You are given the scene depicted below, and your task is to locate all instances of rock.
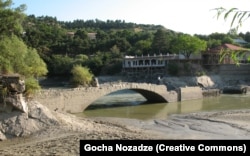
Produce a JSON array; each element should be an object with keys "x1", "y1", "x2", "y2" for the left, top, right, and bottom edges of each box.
[
  {"x1": 161, "y1": 75, "x2": 226, "y2": 90},
  {"x1": 5, "y1": 94, "x2": 28, "y2": 113},
  {"x1": 0, "y1": 111, "x2": 30, "y2": 139},
  {"x1": 0, "y1": 130, "x2": 6, "y2": 141},
  {"x1": 0, "y1": 103, "x2": 13, "y2": 113},
  {"x1": 0, "y1": 101, "x2": 59, "y2": 140},
  {"x1": 0, "y1": 74, "x2": 27, "y2": 113},
  {"x1": 196, "y1": 75, "x2": 215, "y2": 88},
  {"x1": 28, "y1": 101, "x2": 59, "y2": 126},
  {"x1": 0, "y1": 75, "x2": 58, "y2": 140},
  {"x1": 2, "y1": 75, "x2": 25, "y2": 94}
]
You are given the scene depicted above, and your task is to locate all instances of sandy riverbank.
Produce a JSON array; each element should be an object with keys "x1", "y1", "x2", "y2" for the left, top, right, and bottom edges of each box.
[{"x1": 1, "y1": 108, "x2": 250, "y2": 155}]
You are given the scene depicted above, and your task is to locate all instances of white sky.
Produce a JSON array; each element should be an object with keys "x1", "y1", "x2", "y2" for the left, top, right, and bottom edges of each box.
[{"x1": 13, "y1": 0, "x2": 250, "y2": 35}]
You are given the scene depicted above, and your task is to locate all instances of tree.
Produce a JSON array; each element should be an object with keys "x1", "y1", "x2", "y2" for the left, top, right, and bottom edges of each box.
[
  {"x1": 0, "y1": 35, "x2": 48, "y2": 98},
  {"x1": 23, "y1": 48, "x2": 48, "y2": 78},
  {"x1": 207, "y1": 39, "x2": 221, "y2": 49},
  {"x1": 0, "y1": 35, "x2": 47, "y2": 77},
  {"x1": 221, "y1": 36, "x2": 234, "y2": 44},
  {"x1": 0, "y1": 35, "x2": 25, "y2": 73},
  {"x1": 48, "y1": 55, "x2": 74, "y2": 76},
  {"x1": 73, "y1": 54, "x2": 89, "y2": 65},
  {"x1": 113, "y1": 38, "x2": 131, "y2": 52},
  {"x1": 0, "y1": 1, "x2": 49, "y2": 98},
  {"x1": 0, "y1": 0, "x2": 26, "y2": 37},
  {"x1": 171, "y1": 34, "x2": 207, "y2": 58},
  {"x1": 95, "y1": 30, "x2": 110, "y2": 51},
  {"x1": 209, "y1": 33, "x2": 227, "y2": 40},
  {"x1": 151, "y1": 29, "x2": 170, "y2": 53},
  {"x1": 134, "y1": 40, "x2": 152, "y2": 55},
  {"x1": 87, "y1": 54, "x2": 104, "y2": 76}
]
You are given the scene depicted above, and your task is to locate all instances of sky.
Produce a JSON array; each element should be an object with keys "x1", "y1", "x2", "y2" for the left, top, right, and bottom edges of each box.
[{"x1": 12, "y1": 0, "x2": 250, "y2": 35}]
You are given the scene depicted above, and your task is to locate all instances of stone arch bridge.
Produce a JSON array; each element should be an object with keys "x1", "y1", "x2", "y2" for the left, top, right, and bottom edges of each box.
[{"x1": 34, "y1": 83, "x2": 179, "y2": 113}]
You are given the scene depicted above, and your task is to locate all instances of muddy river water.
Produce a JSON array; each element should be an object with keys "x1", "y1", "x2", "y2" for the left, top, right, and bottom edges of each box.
[{"x1": 76, "y1": 90, "x2": 250, "y2": 120}]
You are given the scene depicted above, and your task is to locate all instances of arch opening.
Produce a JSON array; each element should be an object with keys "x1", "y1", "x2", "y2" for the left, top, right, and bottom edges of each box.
[
  {"x1": 85, "y1": 89, "x2": 147, "y2": 110},
  {"x1": 130, "y1": 89, "x2": 169, "y2": 103}
]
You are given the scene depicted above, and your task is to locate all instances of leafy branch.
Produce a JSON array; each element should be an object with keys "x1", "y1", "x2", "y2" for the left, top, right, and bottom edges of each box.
[
  {"x1": 213, "y1": 7, "x2": 250, "y2": 66},
  {"x1": 213, "y1": 7, "x2": 250, "y2": 32}
]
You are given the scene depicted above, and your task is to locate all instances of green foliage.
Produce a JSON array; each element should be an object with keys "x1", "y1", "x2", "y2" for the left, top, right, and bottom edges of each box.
[
  {"x1": 221, "y1": 36, "x2": 234, "y2": 44},
  {"x1": 214, "y1": 7, "x2": 250, "y2": 65},
  {"x1": 70, "y1": 65, "x2": 94, "y2": 87},
  {"x1": 87, "y1": 54, "x2": 104, "y2": 76},
  {"x1": 219, "y1": 50, "x2": 247, "y2": 66},
  {"x1": 48, "y1": 55, "x2": 74, "y2": 76},
  {"x1": 0, "y1": 35, "x2": 47, "y2": 98},
  {"x1": 113, "y1": 38, "x2": 131, "y2": 52},
  {"x1": 23, "y1": 48, "x2": 48, "y2": 77},
  {"x1": 24, "y1": 77, "x2": 41, "y2": 98},
  {"x1": 0, "y1": 35, "x2": 47, "y2": 77},
  {"x1": 73, "y1": 54, "x2": 89, "y2": 65},
  {"x1": 0, "y1": 1, "x2": 48, "y2": 97},
  {"x1": 100, "y1": 58, "x2": 123, "y2": 75},
  {"x1": 0, "y1": 0, "x2": 26, "y2": 37},
  {"x1": 214, "y1": 7, "x2": 250, "y2": 32},
  {"x1": 1, "y1": 2, "x2": 246, "y2": 79},
  {"x1": 0, "y1": 57, "x2": 12, "y2": 74},
  {"x1": 152, "y1": 29, "x2": 170, "y2": 53},
  {"x1": 134, "y1": 40, "x2": 152, "y2": 55},
  {"x1": 23, "y1": 13, "x2": 250, "y2": 78},
  {"x1": 0, "y1": 35, "x2": 26, "y2": 74},
  {"x1": 207, "y1": 39, "x2": 221, "y2": 49},
  {"x1": 171, "y1": 34, "x2": 207, "y2": 58}
]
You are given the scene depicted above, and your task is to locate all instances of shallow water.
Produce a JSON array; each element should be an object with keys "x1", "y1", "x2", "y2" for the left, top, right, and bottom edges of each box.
[{"x1": 75, "y1": 90, "x2": 250, "y2": 120}]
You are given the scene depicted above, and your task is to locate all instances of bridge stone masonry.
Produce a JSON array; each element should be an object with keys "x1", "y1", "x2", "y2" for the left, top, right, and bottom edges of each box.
[{"x1": 33, "y1": 82, "x2": 204, "y2": 114}]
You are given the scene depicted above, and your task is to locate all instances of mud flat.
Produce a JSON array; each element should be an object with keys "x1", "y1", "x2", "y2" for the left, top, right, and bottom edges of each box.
[{"x1": 1, "y1": 108, "x2": 250, "y2": 155}]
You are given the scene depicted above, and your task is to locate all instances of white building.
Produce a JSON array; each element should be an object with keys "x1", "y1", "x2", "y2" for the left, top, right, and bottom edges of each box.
[
  {"x1": 122, "y1": 53, "x2": 202, "y2": 79},
  {"x1": 123, "y1": 54, "x2": 178, "y2": 68}
]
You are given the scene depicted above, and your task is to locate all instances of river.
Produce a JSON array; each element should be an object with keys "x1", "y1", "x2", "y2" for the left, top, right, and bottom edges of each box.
[{"x1": 75, "y1": 90, "x2": 250, "y2": 120}]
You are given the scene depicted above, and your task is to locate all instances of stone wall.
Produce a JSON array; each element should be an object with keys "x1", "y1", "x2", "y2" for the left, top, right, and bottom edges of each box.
[{"x1": 179, "y1": 87, "x2": 203, "y2": 101}]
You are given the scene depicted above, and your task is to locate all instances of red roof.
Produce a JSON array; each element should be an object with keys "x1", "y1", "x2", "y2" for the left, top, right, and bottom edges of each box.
[
  {"x1": 206, "y1": 44, "x2": 248, "y2": 53},
  {"x1": 221, "y1": 44, "x2": 246, "y2": 50}
]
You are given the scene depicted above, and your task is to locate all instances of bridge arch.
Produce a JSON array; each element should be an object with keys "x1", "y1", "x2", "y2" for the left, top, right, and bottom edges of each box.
[
  {"x1": 87, "y1": 88, "x2": 169, "y2": 110},
  {"x1": 34, "y1": 83, "x2": 178, "y2": 113},
  {"x1": 130, "y1": 88, "x2": 169, "y2": 103}
]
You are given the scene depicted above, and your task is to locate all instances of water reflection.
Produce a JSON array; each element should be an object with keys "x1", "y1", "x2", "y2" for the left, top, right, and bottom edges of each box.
[
  {"x1": 202, "y1": 94, "x2": 250, "y2": 111},
  {"x1": 76, "y1": 90, "x2": 250, "y2": 120}
]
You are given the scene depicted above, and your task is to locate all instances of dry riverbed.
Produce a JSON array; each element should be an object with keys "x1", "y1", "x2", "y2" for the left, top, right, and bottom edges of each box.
[{"x1": 1, "y1": 109, "x2": 250, "y2": 155}]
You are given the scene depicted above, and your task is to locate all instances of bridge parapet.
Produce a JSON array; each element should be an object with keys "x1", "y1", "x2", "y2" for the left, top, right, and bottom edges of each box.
[{"x1": 100, "y1": 82, "x2": 167, "y2": 91}]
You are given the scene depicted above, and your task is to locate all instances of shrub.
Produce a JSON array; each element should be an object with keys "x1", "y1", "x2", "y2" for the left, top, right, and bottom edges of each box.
[
  {"x1": 24, "y1": 77, "x2": 41, "y2": 98},
  {"x1": 70, "y1": 65, "x2": 94, "y2": 87}
]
